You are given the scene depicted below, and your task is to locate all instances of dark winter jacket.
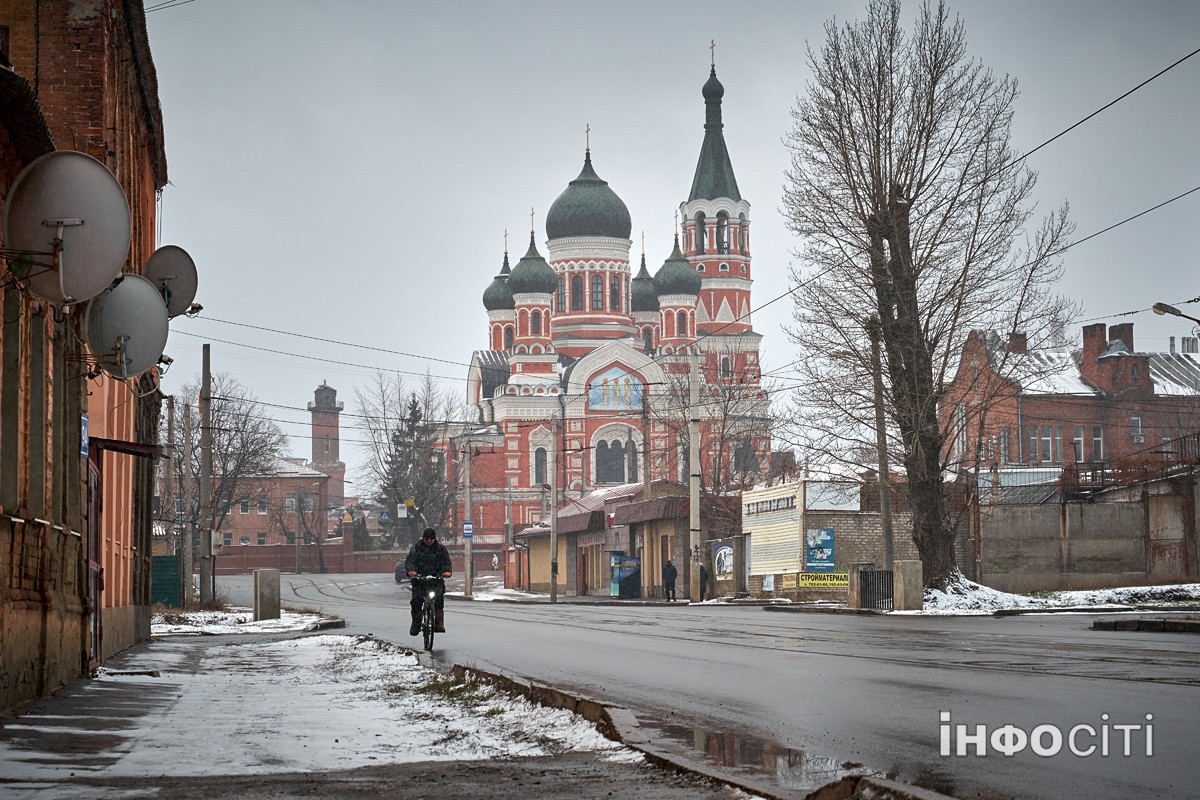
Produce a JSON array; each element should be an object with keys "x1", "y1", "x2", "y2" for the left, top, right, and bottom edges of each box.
[
  {"x1": 662, "y1": 562, "x2": 678, "y2": 584},
  {"x1": 404, "y1": 539, "x2": 452, "y2": 577}
]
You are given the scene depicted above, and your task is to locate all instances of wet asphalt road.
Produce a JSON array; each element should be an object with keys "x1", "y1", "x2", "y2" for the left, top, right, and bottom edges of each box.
[{"x1": 251, "y1": 572, "x2": 1200, "y2": 800}]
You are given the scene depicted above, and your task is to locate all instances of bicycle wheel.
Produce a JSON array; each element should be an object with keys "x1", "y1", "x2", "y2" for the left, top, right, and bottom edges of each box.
[{"x1": 422, "y1": 600, "x2": 435, "y2": 651}]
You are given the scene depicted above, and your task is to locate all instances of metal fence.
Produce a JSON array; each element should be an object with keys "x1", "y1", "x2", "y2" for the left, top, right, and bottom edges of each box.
[{"x1": 859, "y1": 569, "x2": 894, "y2": 611}]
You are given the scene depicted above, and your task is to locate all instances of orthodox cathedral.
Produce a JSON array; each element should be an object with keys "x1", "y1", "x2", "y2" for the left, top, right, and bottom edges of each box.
[{"x1": 461, "y1": 63, "x2": 769, "y2": 546}]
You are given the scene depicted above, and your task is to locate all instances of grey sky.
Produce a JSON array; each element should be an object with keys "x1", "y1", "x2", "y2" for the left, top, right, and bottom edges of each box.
[{"x1": 145, "y1": 0, "x2": 1200, "y2": 485}]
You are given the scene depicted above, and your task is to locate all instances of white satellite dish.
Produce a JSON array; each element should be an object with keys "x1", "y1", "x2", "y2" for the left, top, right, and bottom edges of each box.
[
  {"x1": 84, "y1": 274, "x2": 169, "y2": 380},
  {"x1": 3, "y1": 150, "x2": 131, "y2": 304},
  {"x1": 143, "y1": 245, "x2": 198, "y2": 318}
]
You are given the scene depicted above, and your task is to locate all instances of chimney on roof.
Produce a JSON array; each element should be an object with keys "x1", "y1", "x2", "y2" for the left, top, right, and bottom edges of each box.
[
  {"x1": 1082, "y1": 323, "x2": 1106, "y2": 365},
  {"x1": 1184, "y1": 337, "x2": 1199, "y2": 355},
  {"x1": 1109, "y1": 322, "x2": 1134, "y2": 354},
  {"x1": 1007, "y1": 332, "x2": 1027, "y2": 354}
]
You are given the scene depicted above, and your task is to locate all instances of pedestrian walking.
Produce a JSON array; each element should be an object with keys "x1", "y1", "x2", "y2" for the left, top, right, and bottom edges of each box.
[
  {"x1": 662, "y1": 560, "x2": 678, "y2": 601},
  {"x1": 491, "y1": 553, "x2": 499, "y2": 570},
  {"x1": 699, "y1": 563, "x2": 710, "y2": 602}
]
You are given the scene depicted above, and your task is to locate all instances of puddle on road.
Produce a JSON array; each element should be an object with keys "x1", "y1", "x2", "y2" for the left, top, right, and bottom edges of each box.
[{"x1": 638, "y1": 720, "x2": 960, "y2": 797}]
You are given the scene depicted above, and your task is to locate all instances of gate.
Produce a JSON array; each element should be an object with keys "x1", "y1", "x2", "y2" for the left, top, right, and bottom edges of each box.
[
  {"x1": 151, "y1": 553, "x2": 183, "y2": 607},
  {"x1": 859, "y1": 569, "x2": 894, "y2": 610}
]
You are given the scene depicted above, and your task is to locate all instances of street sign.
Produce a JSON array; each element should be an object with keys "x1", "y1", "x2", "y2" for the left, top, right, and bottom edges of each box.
[{"x1": 463, "y1": 521, "x2": 474, "y2": 539}]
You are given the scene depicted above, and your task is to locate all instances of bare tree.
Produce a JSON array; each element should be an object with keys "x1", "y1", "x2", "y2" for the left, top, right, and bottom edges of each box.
[
  {"x1": 356, "y1": 371, "x2": 461, "y2": 549},
  {"x1": 782, "y1": 0, "x2": 1076, "y2": 586},
  {"x1": 172, "y1": 374, "x2": 288, "y2": 587}
]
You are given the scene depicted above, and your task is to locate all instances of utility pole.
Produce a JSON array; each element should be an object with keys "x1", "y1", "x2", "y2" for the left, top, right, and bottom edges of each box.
[
  {"x1": 198, "y1": 344, "x2": 213, "y2": 605},
  {"x1": 641, "y1": 387, "x2": 651, "y2": 498},
  {"x1": 869, "y1": 316, "x2": 894, "y2": 569},
  {"x1": 688, "y1": 349, "x2": 701, "y2": 603},
  {"x1": 549, "y1": 414, "x2": 559, "y2": 603},
  {"x1": 295, "y1": 478, "x2": 303, "y2": 574},
  {"x1": 463, "y1": 443, "x2": 474, "y2": 599},
  {"x1": 166, "y1": 395, "x2": 184, "y2": 602}
]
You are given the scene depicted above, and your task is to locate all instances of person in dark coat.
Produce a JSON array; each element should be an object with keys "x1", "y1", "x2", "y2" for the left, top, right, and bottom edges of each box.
[
  {"x1": 404, "y1": 528, "x2": 452, "y2": 635},
  {"x1": 699, "y1": 563, "x2": 710, "y2": 602},
  {"x1": 662, "y1": 560, "x2": 678, "y2": 601}
]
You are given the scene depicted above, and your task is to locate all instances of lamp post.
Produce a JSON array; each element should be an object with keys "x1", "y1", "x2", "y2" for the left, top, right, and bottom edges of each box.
[{"x1": 1153, "y1": 302, "x2": 1200, "y2": 327}]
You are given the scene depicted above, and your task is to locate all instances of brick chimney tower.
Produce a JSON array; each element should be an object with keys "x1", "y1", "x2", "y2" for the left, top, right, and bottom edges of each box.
[{"x1": 309, "y1": 382, "x2": 346, "y2": 505}]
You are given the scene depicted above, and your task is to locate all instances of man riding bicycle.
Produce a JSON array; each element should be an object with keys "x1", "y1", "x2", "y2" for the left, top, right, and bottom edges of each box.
[{"x1": 404, "y1": 527, "x2": 452, "y2": 636}]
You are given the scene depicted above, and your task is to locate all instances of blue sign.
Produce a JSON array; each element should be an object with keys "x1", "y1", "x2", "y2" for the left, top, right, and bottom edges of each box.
[
  {"x1": 805, "y1": 528, "x2": 835, "y2": 572},
  {"x1": 462, "y1": 521, "x2": 474, "y2": 539},
  {"x1": 81, "y1": 414, "x2": 89, "y2": 457}
]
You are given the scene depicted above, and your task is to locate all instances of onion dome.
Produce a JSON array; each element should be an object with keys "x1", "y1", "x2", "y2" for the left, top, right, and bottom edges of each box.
[
  {"x1": 545, "y1": 150, "x2": 632, "y2": 240},
  {"x1": 482, "y1": 250, "x2": 514, "y2": 311},
  {"x1": 654, "y1": 235, "x2": 701, "y2": 296},
  {"x1": 630, "y1": 252, "x2": 660, "y2": 312},
  {"x1": 506, "y1": 232, "x2": 556, "y2": 295}
]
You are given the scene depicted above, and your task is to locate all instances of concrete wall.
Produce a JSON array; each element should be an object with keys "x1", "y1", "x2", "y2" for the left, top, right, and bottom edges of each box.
[{"x1": 977, "y1": 501, "x2": 1178, "y2": 593}]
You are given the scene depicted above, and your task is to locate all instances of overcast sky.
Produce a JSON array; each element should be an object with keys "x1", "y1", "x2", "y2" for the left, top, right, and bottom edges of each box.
[{"x1": 145, "y1": 0, "x2": 1200, "y2": 488}]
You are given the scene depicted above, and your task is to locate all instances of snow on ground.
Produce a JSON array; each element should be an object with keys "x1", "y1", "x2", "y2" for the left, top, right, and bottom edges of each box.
[
  {"x1": 916, "y1": 574, "x2": 1200, "y2": 615},
  {"x1": 126, "y1": 631, "x2": 635, "y2": 776}
]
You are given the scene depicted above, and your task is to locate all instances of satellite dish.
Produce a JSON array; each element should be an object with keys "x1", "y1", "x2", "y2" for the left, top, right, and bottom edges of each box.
[
  {"x1": 84, "y1": 274, "x2": 169, "y2": 380},
  {"x1": 3, "y1": 150, "x2": 131, "y2": 304},
  {"x1": 143, "y1": 245, "x2": 198, "y2": 318}
]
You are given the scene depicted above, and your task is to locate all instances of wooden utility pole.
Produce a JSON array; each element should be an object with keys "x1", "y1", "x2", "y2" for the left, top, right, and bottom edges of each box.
[
  {"x1": 869, "y1": 316, "x2": 894, "y2": 569},
  {"x1": 198, "y1": 345, "x2": 213, "y2": 605}
]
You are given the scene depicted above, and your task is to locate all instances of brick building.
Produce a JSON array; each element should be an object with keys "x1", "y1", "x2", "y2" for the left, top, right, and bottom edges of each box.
[
  {"x1": 941, "y1": 322, "x2": 1200, "y2": 472},
  {"x1": 0, "y1": 0, "x2": 167, "y2": 711}
]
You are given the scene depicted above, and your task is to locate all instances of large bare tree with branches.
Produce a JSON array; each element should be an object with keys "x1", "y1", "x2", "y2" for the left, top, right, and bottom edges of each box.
[
  {"x1": 782, "y1": 0, "x2": 1076, "y2": 586},
  {"x1": 171, "y1": 374, "x2": 288, "y2": 592}
]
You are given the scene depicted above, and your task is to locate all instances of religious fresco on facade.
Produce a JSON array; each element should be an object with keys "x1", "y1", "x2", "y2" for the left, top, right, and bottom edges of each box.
[{"x1": 588, "y1": 365, "x2": 644, "y2": 411}]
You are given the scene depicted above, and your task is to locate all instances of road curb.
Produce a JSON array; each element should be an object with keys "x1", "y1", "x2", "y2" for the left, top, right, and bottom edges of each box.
[{"x1": 450, "y1": 663, "x2": 957, "y2": 800}]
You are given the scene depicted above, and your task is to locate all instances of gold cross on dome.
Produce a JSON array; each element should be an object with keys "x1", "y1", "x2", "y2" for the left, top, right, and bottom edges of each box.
[
  {"x1": 586, "y1": 123, "x2": 591, "y2": 152},
  {"x1": 710, "y1": 39, "x2": 716, "y2": 69}
]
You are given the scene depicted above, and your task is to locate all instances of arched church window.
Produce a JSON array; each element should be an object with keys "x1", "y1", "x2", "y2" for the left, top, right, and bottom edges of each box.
[
  {"x1": 610, "y1": 275, "x2": 621, "y2": 312},
  {"x1": 716, "y1": 211, "x2": 729, "y2": 254},
  {"x1": 504, "y1": 326, "x2": 514, "y2": 350},
  {"x1": 721, "y1": 356, "x2": 732, "y2": 378},
  {"x1": 557, "y1": 278, "x2": 565, "y2": 312},
  {"x1": 531, "y1": 310, "x2": 541, "y2": 336},
  {"x1": 642, "y1": 327, "x2": 654, "y2": 353},
  {"x1": 571, "y1": 275, "x2": 583, "y2": 310},
  {"x1": 677, "y1": 310, "x2": 688, "y2": 339},
  {"x1": 534, "y1": 447, "x2": 547, "y2": 485},
  {"x1": 694, "y1": 212, "x2": 707, "y2": 254},
  {"x1": 627, "y1": 440, "x2": 638, "y2": 482},
  {"x1": 591, "y1": 274, "x2": 604, "y2": 310}
]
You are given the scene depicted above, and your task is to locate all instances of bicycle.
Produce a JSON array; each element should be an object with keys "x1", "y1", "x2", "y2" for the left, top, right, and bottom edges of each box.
[{"x1": 411, "y1": 575, "x2": 442, "y2": 652}]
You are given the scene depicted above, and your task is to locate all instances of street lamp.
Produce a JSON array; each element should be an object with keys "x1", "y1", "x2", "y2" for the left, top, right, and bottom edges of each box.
[{"x1": 1153, "y1": 302, "x2": 1200, "y2": 326}]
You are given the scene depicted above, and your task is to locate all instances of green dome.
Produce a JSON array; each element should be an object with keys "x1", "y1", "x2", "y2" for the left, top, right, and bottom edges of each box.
[
  {"x1": 545, "y1": 151, "x2": 632, "y2": 240},
  {"x1": 654, "y1": 236, "x2": 700, "y2": 296},
  {"x1": 507, "y1": 233, "x2": 557, "y2": 295},
  {"x1": 630, "y1": 253, "x2": 659, "y2": 312},
  {"x1": 482, "y1": 251, "x2": 514, "y2": 311}
]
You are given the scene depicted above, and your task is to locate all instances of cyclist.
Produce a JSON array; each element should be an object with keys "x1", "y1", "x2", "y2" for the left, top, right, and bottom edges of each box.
[{"x1": 404, "y1": 527, "x2": 452, "y2": 635}]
